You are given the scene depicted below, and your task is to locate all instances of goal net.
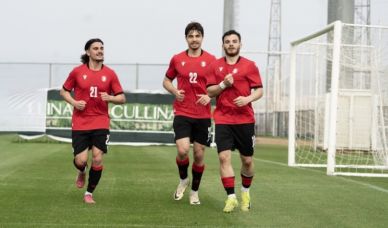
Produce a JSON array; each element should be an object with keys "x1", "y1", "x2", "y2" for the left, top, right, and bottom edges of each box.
[{"x1": 288, "y1": 21, "x2": 388, "y2": 177}]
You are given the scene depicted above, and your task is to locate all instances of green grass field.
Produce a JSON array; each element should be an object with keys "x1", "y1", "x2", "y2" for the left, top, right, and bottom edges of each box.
[{"x1": 1, "y1": 134, "x2": 388, "y2": 227}]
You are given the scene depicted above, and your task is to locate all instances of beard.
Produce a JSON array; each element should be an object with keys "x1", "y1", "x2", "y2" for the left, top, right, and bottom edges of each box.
[
  {"x1": 189, "y1": 42, "x2": 201, "y2": 51},
  {"x1": 91, "y1": 54, "x2": 104, "y2": 63},
  {"x1": 224, "y1": 47, "x2": 240, "y2": 57}
]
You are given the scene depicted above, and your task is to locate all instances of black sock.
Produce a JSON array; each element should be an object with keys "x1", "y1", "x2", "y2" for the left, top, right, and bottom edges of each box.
[
  {"x1": 222, "y1": 177, "x2": 235, "y2": 195},
  {"x1": 191, "y1": 163, "x2": 205, "y2": 191},
  {"x1": 87, "y1": 165, "x2": 103, "y2": 193},
  {"x1": 176, "y1": 157, "x2": 189, "y2": 180},
  {"x1": 225, "y1": 187, "x2": 235, "y2": 195}
]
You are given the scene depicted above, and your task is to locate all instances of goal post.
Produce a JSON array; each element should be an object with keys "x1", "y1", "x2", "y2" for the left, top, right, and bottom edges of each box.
[{"x1": 288, "y1": 21, "x2": 388, "y2": 177}]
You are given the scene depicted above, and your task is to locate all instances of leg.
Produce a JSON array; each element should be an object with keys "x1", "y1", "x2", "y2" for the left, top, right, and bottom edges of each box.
[
  {"x1": 173, "y1": 116, "x2": 192, "y2": 180},
  {"x1": 84, "y1": 129, "x2": 109, "y2": 204},
  {"x1": 74, "y1": 149, "x2": 88, "y2": 171},
  {"x1": 215, "y1": 124, "x2": 238, "y2": 212},
  {"x1": 176, "y1": 137, "x2": 190, "y2": 180},
  {"x1": 190, "y1": 142, "x2": 206, "y2": 205},
  {"x1": 72, "y1": 130, "x2": 89, "y2": 188},
  {"x1": 240, "y1": 154, "x2": 254, "y2": 211},
  {"x1": 235, "y1": 123, "x2": 256, "y2": 212},
  {"x1": 191, "y1": 142, "x2": 205, "y2": 191},
  {"x1": 74, "y1": 149, "x2": 88, "y2": 188},
  {"x1": 219, "y1": 150, "x2": 235, "y2": 194},
  {"x1": 87, "y1": 146, "x2": 104, "y2": 194},
  {"x1": 84, "y1": 146, "x2": 104, "y2": 204},
  {"x1": 173, "y1": 137, "x2": 191, "y2": 200},
  {"x1": 219, "y1": 150, "x2": 238, "y2": 213},
  {"x1": 240, "y1": 154, "x2": 254, "y2": 180}
]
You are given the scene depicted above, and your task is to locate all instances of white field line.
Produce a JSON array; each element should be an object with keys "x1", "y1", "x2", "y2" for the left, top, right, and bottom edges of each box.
[{"x1": 251, "y1": 156, "x2": 388, "y2": 194}]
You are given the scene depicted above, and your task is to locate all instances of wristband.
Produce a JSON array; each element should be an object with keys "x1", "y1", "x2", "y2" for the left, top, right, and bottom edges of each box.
[{"x1": 219, "y1": 81, "x2": 226, "y2": 90}]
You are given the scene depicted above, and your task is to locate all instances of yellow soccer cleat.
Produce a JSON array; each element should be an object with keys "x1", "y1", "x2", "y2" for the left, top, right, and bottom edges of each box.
[
  {"x1": 241, "y1": 191, "x2": 251, "y2": 212},
  {"x1": 223, "y1": 196, "x2": 238, "y2": 213}
]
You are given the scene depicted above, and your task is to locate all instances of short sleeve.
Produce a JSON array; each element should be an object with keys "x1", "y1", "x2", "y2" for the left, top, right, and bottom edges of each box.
[
  {"x1": 111, "y1": 72, "x2": 124, "y2": 95},
  {"x1": 62, "y1": 69, "x2": 76, "y2": 91},
  {"x1": 165, "y1": 56, "x2": 177, "y2": 80},
  {"x1": 247, "y1": 62, "x2": 263, "y2": 89},
  {"x1": 206, "y1": 62, "x2": 217, "y2": 87}
]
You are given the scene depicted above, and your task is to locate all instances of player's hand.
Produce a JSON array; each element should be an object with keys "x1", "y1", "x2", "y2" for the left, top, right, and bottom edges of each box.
[
  {"x1": 196, "y1": 94, "x2": 210, "y2": 106},
  {"x1": 233, "y1": 96, "x2": 250, "y2": 107},
  {"x1": 175, "y1": 90, "x2": 185, "y2": 102},
  {"x1": 224, "y1": 73, "x2": 234, "y2": 87},
  {"x1": 99, "y1": 92, "x2": 111, "y2": 102},
  {"x1": 74, "y1": 100, "x2": 87, "y2": 110}
]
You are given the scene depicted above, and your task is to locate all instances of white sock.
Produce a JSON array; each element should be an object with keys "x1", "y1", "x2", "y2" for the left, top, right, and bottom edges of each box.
[
  {"x1": 228, "y1": 193, "x2": 236, "y2": 198},
  {"x1": 241, "y1": 187, "x2": 250, "y2": 192},
  {"x1": 85, "y1": 191, "x2": 92, "y2": 196},
  {"x1": 180, "y1": 177, "x2": 189, "y2": 183}
]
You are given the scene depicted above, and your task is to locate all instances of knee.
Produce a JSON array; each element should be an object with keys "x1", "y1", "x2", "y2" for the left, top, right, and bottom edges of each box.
[
  {"x1": 193, "y1": 153, "x2": 203, "y2": 162},
  {"x1": 92, "y1": 156, "x2": 103, "y2": 166},
  {"x1": 242, "y1": 157, "x2": 253, "y2": 168},
  {"x1": 218, "y1": 153, "x2": 230, "y2": 164},
  {"x1": 177, "y1": 146, "x2": 190, "y2": 158},
  {"x1": 193, "y1": 149, "x2": 204, "y2": 162},
  {"x1": 74, "y1": 155, "x2": 87, "y2": 166}
]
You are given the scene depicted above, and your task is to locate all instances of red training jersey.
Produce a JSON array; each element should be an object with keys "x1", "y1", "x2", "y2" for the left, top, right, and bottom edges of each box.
[
  {"x1": 62, "y1": 64, "x2": 124, "y2": 130},
  {"x1": 165, "y1": 50, "x2": 216, "y2": 119},
  {"x1": 207, "y1": 57, "x2": 263, "y2": 124}
]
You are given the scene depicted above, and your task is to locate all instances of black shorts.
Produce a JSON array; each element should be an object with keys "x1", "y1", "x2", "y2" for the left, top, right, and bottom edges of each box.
[
  {"x1": 72, "y1": 129, "x2": 110, "y2": 155},
  {"x1": 173, "y1": 116, "x2": 212, "y2": 146},
  {"x1": 215, "y1": 123, "x2": 255, "y2": 156}
]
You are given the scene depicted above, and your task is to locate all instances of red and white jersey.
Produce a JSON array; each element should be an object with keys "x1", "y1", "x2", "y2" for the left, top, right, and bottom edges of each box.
[
  {"x1": 63, "y1": 64, "x2": 124, "y2": 130},
  {"x1": 207, "y1": 57, "x2": 262, "y2": 124},
  {"x1": 165, "y1": 50, "x2": 216, "y2": 119}
]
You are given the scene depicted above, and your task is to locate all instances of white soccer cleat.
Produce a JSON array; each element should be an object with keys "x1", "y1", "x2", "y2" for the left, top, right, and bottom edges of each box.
[
  {"x1": 173, "y1": 178, "x2": 190, "y2": 200},
  {"x1": 189, "y1": 191, "x2": 201, "y2": 205}
]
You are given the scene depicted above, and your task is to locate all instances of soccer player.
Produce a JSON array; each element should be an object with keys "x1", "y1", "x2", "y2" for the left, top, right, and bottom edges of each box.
[
  {"x1": 60, "y1": 38, "x2": 126, "y2": 204},
  {"x1": 163, "y1": 22, "x2": 216, "y2": 205},
  {"x1": 207, "y1": 30, "x2": 263, "y2": 212}
]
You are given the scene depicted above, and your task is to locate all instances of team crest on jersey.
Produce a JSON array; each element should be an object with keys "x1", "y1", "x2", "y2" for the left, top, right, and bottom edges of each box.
[
  {"x1": 232, "y1": 68, "x2": 238, "y2": 74},
  {"x1": 201, "y1": 61, "x2": 206, "y2": 67},
  {"x1": 219, "y1": 67, "x2": 223, "y2": 72},
  {"x1": 82, "y1": 74, "x2": 87, "y2": 80},
  {"x1": 181, "y1": 61, "x2": 186, "y2": 66},
  {"x1": 101, "y1": 76, "x2": 107, "y2": 82}
]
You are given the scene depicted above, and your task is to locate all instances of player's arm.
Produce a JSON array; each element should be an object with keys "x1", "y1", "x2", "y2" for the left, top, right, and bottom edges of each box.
[
  {"x1": 60, "y1": 88, "x2": 86, "y2": 111},
  {"x1": 233, "y1": 87, "x2": 263, "y2": 107},
  {"x1": 196, "y1": 94, "x2": 211, "y2": 106},
  {"x1": 207, "y1": 73, "x2": 234, "y2": 98},
  {"x1": 100, "y1": 92, "x2": 126, "y2": 104},
  {"x1": 163, "y1": 76, "x2": 185, "y2": 102}
]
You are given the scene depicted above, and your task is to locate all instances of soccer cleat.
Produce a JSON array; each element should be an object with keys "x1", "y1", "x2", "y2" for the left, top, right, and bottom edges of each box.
[
  {"x1": 75, "y1": 172, "x2": 86, "y2": 188},
  {"x1": 173, "y1": 178, "x2": 190, "y2": 200},
  {"x1": 223, "y1": 196, "x2": 238, "y2": 213},
  {"x1": 83, "y1": 194, "x2": 96, "y2": 204},
  {"x1": 189, "y1": 191, "x2": 201, "y2": 205},
  {"x1": 241, "y1": 191, "x2": 251, "y2": 212}
]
